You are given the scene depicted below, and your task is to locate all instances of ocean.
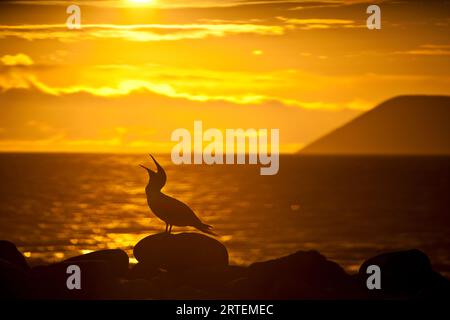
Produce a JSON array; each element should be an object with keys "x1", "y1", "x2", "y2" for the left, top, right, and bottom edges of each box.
[{"x1": 0, "y1": 153, "x2": 448, "y2": 276}]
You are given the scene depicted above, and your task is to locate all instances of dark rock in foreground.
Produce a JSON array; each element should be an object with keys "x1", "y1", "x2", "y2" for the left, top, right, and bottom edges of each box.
[
  {"x1": 134, "y1": 232, "x2": 228, "y2": 271},
  {"x1": 0, "y1": 259, "x2": 31, "y2": 299},
  {"x1": 0, "y1": 240, "x2": 30, "y2": 271},
  {"x1": 1, "y1": 236, "x2": 449, "y2": 300},
  {"x1": 236, "y1": 250, "x2": 361, "y2": 299},
  {"x1": 32, "y1": 260, "x2": 120, "y2": 299},
  {"x1": 165, "y1": 265, "x2": 249, "y2": 299},
  {"x1": 64, "y1": 249, "x2": 129, "y2": 278},
  {"x1": 118, "y1": 278, "x2": 156, "y2": 299},
  {"x1": 0, "y1": 241, "x2": 32, "y2": 299},
  {"x1": 359, "y1": 249, "x2": 450, "y2": 299},
  {"x1": 131, "y1": 232, "x2": 229, "y2": 298}
]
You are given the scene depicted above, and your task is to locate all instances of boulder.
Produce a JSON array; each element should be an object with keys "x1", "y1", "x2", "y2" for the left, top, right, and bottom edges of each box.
[
  {"x1": 0, "y1": 240, "x2": 30, "y2": 271},
  {"x1": 128, "y1": 261, "x2": 162, "y2": 281},
  {"x1": 167, "y1": 285, "x2": 208, "y2": 300},
  {"x1": 417, "y1": 271, "x2": 450, "y2": 299},
  {"x1": 359, "y1": 249, "x2": 449, "y2": 298},
  {"x1": 159, "y1": 265, "x2": 248, "y2": 299},
  {"x1": 128, "y1": 263, "x2": 247, "y2": 299},
  {"x1": 64, "y1": 249, "x2": 129, "y2": 278},
  {"x1": 126, "y1": 267, "x2": 173, "y2": 299},
  {"x1": 0, "y1": 259, "x2": 31, "y2": 299},
  {"x1": 179, "y1": 265, "x2": 247, "y2": 288},
  {"x1": 133, "y1": 232, "x2": 228, "y2": 271},
  {"x1": 238, "y1": 250, "x2": 358, "y2": 299},
  {"x1": 117, "y1": 279, "x2": 156, "y2": 299}
]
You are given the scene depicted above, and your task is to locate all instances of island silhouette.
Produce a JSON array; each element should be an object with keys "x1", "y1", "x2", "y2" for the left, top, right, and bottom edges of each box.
[{"x1": 301, "y1": 95, "x2": 450, "y2": 155}]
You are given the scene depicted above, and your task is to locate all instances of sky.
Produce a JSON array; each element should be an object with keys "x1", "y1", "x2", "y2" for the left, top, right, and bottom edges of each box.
[{"x1": 0, "y1": 0, "x2": 449, "y2": 153}]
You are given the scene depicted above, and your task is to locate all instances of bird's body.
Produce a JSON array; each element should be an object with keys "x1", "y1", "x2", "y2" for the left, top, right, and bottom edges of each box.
[
  {"x1": 141, "y1": 155, "x2": 214, "y2": 235},
  {"x1": 146, "y1": 188, "x2": 203, "y2": 228}
]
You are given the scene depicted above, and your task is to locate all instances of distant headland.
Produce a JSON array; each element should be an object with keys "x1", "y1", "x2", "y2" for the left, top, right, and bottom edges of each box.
[{"x1": 300, "y1": 95, "x2": 450, "y2": 155}]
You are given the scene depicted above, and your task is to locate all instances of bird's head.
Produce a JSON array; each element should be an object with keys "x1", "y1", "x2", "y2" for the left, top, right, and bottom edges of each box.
[{"x1": 140, "y1": 154, "x2": 167, "y2": 190}]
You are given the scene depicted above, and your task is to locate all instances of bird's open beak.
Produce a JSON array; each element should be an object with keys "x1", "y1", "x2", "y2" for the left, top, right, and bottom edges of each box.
[
  {"x1": 149, "y1": 154, "x2": 164, "y2": 174},
  {"x1": 139, "y1": 164, "x2": 150, "y2": 171}
]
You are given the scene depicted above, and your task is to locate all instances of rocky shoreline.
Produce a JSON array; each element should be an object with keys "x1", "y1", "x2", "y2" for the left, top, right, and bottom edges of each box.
[{"x1": 1, "y1": 233, "x2": 449, "y2": 299}]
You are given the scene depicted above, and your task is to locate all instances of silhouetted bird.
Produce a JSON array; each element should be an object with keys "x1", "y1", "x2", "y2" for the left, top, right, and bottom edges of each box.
[{"x1": 140, "y1": 155, "x2": 215, "y2": 235}]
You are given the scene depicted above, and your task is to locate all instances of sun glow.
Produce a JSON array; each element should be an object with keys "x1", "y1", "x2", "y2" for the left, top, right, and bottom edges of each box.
[{"x1": 128, "y1": 0, "x2": 156, "y2": 5}]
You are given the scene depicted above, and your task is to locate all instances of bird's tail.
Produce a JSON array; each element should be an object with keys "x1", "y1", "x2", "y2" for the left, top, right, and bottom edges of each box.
[{"x1": 195, "y1": 222, "x2": 217, "y2": 236}]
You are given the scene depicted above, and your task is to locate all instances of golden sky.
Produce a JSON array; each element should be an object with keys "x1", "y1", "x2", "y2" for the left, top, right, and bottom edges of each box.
[{"x1": 0, "y1": 0, "x2": 449, "y2": 152}]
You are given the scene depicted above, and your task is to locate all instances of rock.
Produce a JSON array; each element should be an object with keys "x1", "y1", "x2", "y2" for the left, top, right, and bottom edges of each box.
[
  {"x1": 133, "y1": 232, "x2": 228, "y2": 271},
  {"x1": 64, "y1": 249, "x2": 129, "y2": 278},
  {"x1": 117, "y1": 279, "x2": 156, "y2": 299},
  {"x1": 172, "y1": 265, "x2": 248, "y2": 294},
  {"x1": 239, "y1": 250, "x2": 358, "y2": 299},
  {"x1": 182, "y1": 265, "x2": 247, "y2": 288},
  {"x1": 128, "y1": 261, "x2": 247, "y2": 299},
  {"x1": 127, "y1": 267, "x2": 173, "y2": 299},
  {"x1": 417, "y1": 271, "x2": 450, "y2": 299},
  {"x1": 128, "y1": 262, "x2": 162, "y2": 281},
  {"x1": 0, "y1": 240, "x2": 30, "y2": 271},
  {"x1": 168, "y1": 285, "x2": 208, "y2": 300},
  {"x1": 31, "y1": 260, "x2": 120, "y2": 299},
  {"x1": 152, "y1": 265, "x2": 248, "y2": 299},
  {"x1": 359, "y1": 249, "x2": 449, "y2": 298},
  {"x1": 225, "y1": 277, "x2": 253, "y2": 299},
  {"x1": 0, "y1": 259, "x2": 31, "y2": 299}
]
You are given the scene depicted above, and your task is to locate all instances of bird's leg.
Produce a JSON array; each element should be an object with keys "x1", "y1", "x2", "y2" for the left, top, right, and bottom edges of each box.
[
  {"x1": 165, "y1": 223, "x2": 168, "y2": 233},
  {"x1": 169, "y1": 224, "x2": 172, "y2": 234}
]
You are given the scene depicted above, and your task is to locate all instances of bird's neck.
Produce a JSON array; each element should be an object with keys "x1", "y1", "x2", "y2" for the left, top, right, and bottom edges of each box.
[{"x1": 145, "y1": 183, "x2": 163, "y2": 195}]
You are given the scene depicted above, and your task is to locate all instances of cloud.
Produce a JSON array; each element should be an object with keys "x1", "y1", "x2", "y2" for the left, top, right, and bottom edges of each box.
[
  {"x1": 0, "y1": 71, "x2": 31, "y2": 90},
  {"x1": 288, "y1": 0, "x2": 383, "y2": 11},
  {"x1": 26, "y1": 120, "x2": 57, "y2": 133},
  {"x1": 276, "y1": 16, "x2": 357, "y2": 29},
  {"x1": 0, "y1": 70, "x2": 372, "y2": 111},
  {"x1": 2, "y1": 60, "x2": 449, "y2": 112},
  {"x1": 0, "y1": 23, "x2": 284, "y2": 42},
  {"x1": 0, "y1": 53, "x2": 34, "y2": 66},
  {"x1": 394, "y1": 44, "x2": 450, "y2": 56}
]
